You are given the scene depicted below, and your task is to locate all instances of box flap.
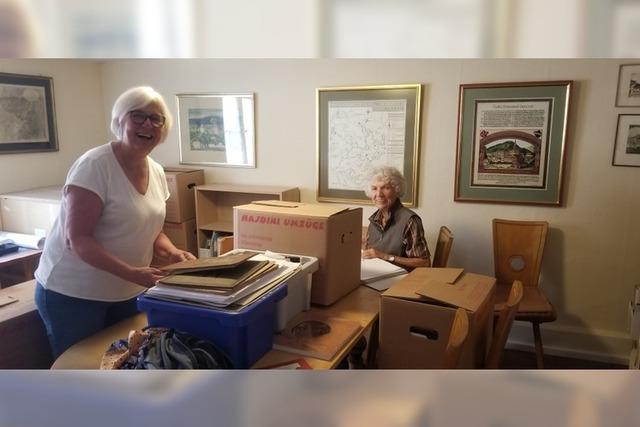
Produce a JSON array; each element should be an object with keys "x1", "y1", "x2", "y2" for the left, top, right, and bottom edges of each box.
[
  {"x1": 382, "y1": 268, "x2": 494, "y2": 313},
  {"x1": 235, "y1": 201, "x2": 349, "y2": 218},
  {"x1": 414, "y1": 279, "x2": 486, "y2": 312}
]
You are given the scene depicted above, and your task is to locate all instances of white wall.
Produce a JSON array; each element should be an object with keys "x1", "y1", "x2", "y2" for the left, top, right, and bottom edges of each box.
[
  {"x1": 1, "y1": 59, "x2": 637, "y2": 362},
  {"x1": 0, "y1": 60, "x2": 108, "y2": 194}
]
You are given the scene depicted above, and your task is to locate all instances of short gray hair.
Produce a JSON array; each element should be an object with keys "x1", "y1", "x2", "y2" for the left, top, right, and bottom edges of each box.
[
  {"x1": 110, "y1": 86, "x2": 172, "y2": 142},
  {"x1": 364, "y1": 166, "x2": 406, "y2": 198}
]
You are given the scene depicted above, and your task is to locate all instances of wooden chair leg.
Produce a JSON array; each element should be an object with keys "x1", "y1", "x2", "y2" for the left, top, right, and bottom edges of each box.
[{"x1": 532, "y1": 322, "x2": 545, "y2": 369}]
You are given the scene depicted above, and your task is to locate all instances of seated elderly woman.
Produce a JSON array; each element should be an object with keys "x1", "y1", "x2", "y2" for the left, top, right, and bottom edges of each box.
[{"x1": 362, "y1": 166, "x2": 430, "y2": 270}]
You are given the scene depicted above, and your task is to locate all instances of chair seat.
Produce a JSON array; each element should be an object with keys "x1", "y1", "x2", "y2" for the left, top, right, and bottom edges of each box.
[{"x1": 493, "y1": 283, "x2": 556, "y2": 323}]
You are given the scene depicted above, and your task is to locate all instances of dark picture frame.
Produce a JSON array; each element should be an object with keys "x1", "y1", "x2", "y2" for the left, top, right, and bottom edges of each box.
[
  {"x1": 0, "y1": 72, "x2": 58, "y2": 154},
  {"x1": 455, "y1": 81, "x2": 572, "y2": 206},
  {"x1": 612, "y1": 114, "x2": 640, "y2": 167},
  {"x1": 316, "y1": 84, "x2": 422, "y2": 206}
]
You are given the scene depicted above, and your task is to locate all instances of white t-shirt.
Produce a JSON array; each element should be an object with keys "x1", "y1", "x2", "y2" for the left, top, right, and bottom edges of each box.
[{"x1": 35, "y1": 143, "x2": 169, "y2": 301}]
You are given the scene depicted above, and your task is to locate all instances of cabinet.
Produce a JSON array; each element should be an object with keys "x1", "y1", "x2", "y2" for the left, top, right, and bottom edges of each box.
[
  {"x1": 0, "y1": 185, "x2": 63, "y2": 235},
  {"x1": 195, "y1": 184, "x2": 299, "y2": 253}
]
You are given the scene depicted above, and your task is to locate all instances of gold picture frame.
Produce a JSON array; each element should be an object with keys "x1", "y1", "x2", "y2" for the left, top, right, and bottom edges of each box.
[
  {"x1": 455, "y1": 81, "x2": 572, "y2": 206},
  {"x1": 316, "y1": 84, "x2": 422, "y2": 206}
]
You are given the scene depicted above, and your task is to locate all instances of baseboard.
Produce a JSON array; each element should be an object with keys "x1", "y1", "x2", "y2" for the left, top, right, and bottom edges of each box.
[{"x1": 505, "y1": 321, "x2": 631, "y2": 366}]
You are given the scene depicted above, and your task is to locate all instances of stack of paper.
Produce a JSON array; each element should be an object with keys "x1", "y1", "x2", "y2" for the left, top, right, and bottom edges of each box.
[
  {"x1": 145, "y1": 251, "x2": 301, "y2": 309},
  {"x1": 0, "y1": 232, "x2": 45, "y2": 250},
  {"x1": 360, "y1": 257, "x2": 406, "y2": 283}
]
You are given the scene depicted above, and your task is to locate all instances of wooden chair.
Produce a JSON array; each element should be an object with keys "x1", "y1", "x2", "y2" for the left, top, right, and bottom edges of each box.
[
  {"x1": 486, "y1": 280, "x2": 524, "y2": 369},
  {"x1": 431, "y1": 226, "x2": 454, "y2": 268},
  {"x1": 442, "y1": 307, "x2": 469, "y2": 369},
  {"x1": 492, "y1": 218, "x2": 556, "y2": 368}
]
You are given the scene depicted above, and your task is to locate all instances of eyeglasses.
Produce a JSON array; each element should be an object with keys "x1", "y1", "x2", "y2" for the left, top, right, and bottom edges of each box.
[{"x1": 129, "y1": 110, "x2": 166, "y2": 128}]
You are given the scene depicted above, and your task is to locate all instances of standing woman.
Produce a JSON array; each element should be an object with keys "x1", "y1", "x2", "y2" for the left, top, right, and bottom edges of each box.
[
  {"x1": 362, "y1": 166, "x2": 430, "y2": 270},
  {"x1": 35, "y1": 86, "x2": 196, "y2": 358}
]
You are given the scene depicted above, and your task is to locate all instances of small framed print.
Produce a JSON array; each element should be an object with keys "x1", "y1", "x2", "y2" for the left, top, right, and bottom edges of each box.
[
  {"x1": 176, "y1": 93, "x2": 255, "y2": 168},
  {"x1": 612, "y1": 114, "x2": 640, "y2": 167},
  {"x1": 616, "y1": 64, "x2": 640, "y2": 107}
]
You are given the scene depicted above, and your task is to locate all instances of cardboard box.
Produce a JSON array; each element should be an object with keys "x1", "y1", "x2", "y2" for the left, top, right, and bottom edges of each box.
[
  {"x1": 378, "y1": 268, "x2": 495, "y2": 368},
  {"x1": 164, "y1": 167, "x2": 204, "y2": 223},
  {"x1": 0, "y1": 186, "x2": 62, "y2": 235},
  {"x1": 233, "y1": 201, "x2": 362, "y2": 306},
  {"x1": 162, "y1": 219, "x2": 197, "y2": 255}
]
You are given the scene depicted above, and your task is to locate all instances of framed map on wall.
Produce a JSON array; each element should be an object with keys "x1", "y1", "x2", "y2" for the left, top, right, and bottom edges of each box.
[
  {"x1": 0, "y1": 72, "x2": 58, "y2": 154},
  {"x1": 316, "y1": 84, "x2": 422, "y2": 206}
]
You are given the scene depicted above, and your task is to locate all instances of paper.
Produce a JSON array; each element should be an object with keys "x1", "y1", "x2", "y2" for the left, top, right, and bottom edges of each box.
[
  {"x1": 360, "y1": 257, "x2": 406, "y2": 283},
  {"x1": 0, "y1": 232, "x2": 45, "y2": 250}
]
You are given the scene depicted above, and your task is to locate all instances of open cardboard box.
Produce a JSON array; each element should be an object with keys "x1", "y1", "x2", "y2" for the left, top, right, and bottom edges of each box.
[{"x1": 378, "y1": 267, "x2": 495, "y2": 368}]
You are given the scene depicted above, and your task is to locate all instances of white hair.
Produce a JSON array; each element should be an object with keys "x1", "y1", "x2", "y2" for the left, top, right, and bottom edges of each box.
[
  {"x1": 110, "y1": 86, "x2": 172, "y2": 142},
  {"x1": 364, "y1": 166, "x2": 406, "y2": 198}
]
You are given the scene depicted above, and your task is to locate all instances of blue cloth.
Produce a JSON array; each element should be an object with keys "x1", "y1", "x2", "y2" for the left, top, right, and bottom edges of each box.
[{"x1": 35, "y1": 282, "x2": 139, "y2": 358}]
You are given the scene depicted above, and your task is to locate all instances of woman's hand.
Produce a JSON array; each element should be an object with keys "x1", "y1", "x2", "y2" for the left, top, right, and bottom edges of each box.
[
  {"x1": 362, "y1": 248, "x2": 386, "y2": 260},
  {"x1": 168, "y1": 250, "x2": 197, "y2": 264},
  {"x1": 127, "y1": 266, "x2": 168, "y2": 288}
]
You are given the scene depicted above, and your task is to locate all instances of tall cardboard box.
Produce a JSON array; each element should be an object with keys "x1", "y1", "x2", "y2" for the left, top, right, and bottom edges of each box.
[
  {"x1": 233, "y1": 201, "x2": 362, "y2": 305},
  {"x1": 164, "y1": 167, "x2": 204, "y2": 223},
  {"x1": 378, "y1": 268, "x2": 495, "y2": 368},
  {"x1": 162, "y1": 219, "x2": 198, "y2": 255}
]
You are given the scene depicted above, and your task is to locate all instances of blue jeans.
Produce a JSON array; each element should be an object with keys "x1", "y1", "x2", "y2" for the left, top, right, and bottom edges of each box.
[{"x1": 35, "y1": 282, "x2": 140, "y2": 359}]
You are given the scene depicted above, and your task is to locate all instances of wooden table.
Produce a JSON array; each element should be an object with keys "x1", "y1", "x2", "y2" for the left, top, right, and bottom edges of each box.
[
  {"x1": 0, "y1": 248, "x2": 42, "y2": 288},
  {"x1": 51, "y1": 286, "x2": 381, "y2": 370}
]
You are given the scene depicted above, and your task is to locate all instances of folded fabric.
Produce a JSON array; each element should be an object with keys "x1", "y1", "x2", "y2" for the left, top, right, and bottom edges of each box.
[{"x1": 101, "y1": 327, "x2": 233, "y2": 369}]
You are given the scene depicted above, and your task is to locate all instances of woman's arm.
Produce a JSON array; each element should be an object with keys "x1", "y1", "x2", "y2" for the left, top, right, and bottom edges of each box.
[
  {"x1": 64, "y1": 185, "x2": 167, "y2": 288},
  {"x1": 362, "y1": 247, "x2": 430, "y2": 269},
  {"x1": 153, "y1": 231, "x2": 196, "y2": 264}
]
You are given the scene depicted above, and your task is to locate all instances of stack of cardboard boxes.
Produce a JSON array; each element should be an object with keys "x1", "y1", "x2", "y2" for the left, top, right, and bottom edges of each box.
[{"x1": 161, "y1": 167, "x2": 204, "y2": 260}]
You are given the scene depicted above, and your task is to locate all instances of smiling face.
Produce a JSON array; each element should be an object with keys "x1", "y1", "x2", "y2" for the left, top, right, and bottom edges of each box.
[
  {"x1": 370, "y1": 179, "x2": 398, "y2": 212},
  {"x1": 120, "y1": 103, "x2": 165, "y2": 155}
]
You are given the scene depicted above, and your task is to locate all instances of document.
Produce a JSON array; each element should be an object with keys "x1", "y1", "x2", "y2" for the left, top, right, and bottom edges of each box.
[
  {"x1": 0, "y1": 232, "x2": 45, "y2": 250},
  {"x1": 360, "y1": 257, "x2": 406, "y2": 283}
]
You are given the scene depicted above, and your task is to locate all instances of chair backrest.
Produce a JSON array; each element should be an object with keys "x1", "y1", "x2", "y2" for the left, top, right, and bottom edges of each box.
[
  {"x1": 442, "y1": 307, "x2": 469, "y2": 369},
  {"x1": 492, "y1": 219, "x2": 548, "y2": 288},
  {"x1": 485, "y1": 280, "x2": 524, "y2": 369},
  {"x1": 431, "y1": 226, "x2": 454, "y2": 268}
]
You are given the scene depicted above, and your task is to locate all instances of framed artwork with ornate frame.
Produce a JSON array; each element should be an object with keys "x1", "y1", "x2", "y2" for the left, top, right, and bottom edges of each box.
[
  {"x1": 0, "y1": 72, "x2": 58, "y2": 155},
  {"x1": 612, "y1": 114, "x2": 640, "y2": 167},
  {"x1": 316, "y1": 84, "x2": 422, "y2": 206},
  {"x1": 455, "y1": 81, "x2": 572, "y2": 206}
]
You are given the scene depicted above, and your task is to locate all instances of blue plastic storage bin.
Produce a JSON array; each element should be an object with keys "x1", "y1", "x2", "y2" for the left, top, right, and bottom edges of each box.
[{"x1": 137, "y1": 284, "x2": 288, "y2": 368}]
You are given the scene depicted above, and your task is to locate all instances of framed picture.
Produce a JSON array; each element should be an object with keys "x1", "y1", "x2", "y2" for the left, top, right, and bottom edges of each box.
[
  {"x1": 455, "y1": 81, "x2": 572, "y2": 206},
  {"x1": 177, "y1": 93, "x2": 255, "y2": 168},
  {"x1": 616, "y1": 64, "x2": 640, "y2": 107},
  {"x1": 317, "y1": 84, "x2": 422, "y2": 206},
  {"x1": 612, "y1": 114, "x2": 640, "y2": 167},
  {"x1": 0, "y1": 72, "x2": 58, "y2": 154}
]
